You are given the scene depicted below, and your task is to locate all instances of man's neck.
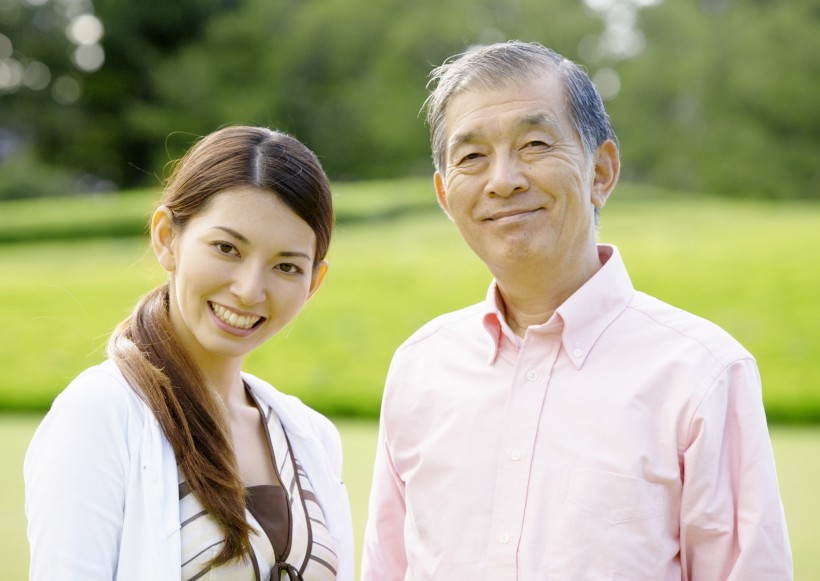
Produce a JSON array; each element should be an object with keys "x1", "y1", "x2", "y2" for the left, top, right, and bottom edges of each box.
[{"x1": 493, "y1": 247, "x2": 602, "y2": 337}]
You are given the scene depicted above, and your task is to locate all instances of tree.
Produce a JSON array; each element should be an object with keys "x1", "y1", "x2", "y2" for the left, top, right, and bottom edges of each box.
[
  {"x1": 135, "y1": 0, "x2": 600, "y2": 180},
  {"x1": 611, "y1": 0, "x2": 820, "y2": 198}
]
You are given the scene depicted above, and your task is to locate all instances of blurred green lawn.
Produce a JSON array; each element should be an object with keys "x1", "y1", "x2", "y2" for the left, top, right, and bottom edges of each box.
[
  {"x1": 1, "y1": 180, "x2": 819, "y2": 577},
  {"x1": 2, "y1": 417, "x2": 817, "y2": 579},
  {"x1": 1, "y1": 181, "x2": 819, "y2": 420}
]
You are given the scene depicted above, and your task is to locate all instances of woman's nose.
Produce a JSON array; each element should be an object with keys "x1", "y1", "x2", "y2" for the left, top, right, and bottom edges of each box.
[{"x1": 230, "y1": 263, "x2": 267, "y2": 306}]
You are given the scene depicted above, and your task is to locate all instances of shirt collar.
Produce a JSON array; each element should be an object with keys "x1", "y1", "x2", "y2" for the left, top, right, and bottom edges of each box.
[
  {"x1": 481, "y1": 283, "x2": 517, "y2": 365},
  {"x1": 480, "y1": 244, "x2": 634, "y2": 368}
]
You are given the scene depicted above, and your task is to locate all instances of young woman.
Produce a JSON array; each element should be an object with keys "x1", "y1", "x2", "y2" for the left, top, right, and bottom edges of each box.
[{"x1": 24, "y1": 126, "x2": 354, "y2": 580}]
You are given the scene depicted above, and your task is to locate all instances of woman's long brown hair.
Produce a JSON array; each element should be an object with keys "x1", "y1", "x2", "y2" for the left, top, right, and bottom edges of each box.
[{"x1": 107, "y1": 126, "x2": 333, "y2": 566}]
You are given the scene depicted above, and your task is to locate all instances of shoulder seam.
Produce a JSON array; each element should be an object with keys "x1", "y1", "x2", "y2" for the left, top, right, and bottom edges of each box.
[
  {"x1": 624, "y1": 301, "x2": 752, "y2": 368},
  {"x1": 397, "y1": 302, "x2": 485, "y2": 352}
]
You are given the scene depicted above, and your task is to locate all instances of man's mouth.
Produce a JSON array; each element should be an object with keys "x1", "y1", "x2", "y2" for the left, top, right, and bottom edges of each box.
[
  {"x1": 209, "y1": 302, "x2": 263, "y2": 330},
  {"x1": 485, "y1": 208, "x2": 542, "y2": 221}
]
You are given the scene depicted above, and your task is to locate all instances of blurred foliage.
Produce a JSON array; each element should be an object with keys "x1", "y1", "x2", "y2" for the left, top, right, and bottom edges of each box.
[
  {"x1": 612, "y1": 0, "x2": 820, "y2": 198},
  {"x1": 0, "y1": 0, "x2": 818, "y2": 198},
  {"x1": 0, "y1": 177, "x2": 437, "y2": 243}
]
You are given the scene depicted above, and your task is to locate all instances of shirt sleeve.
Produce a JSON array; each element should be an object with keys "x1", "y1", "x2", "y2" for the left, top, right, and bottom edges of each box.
[
  {"x1": 24, "y1": 372, "x2": 130, "y2": 580},
  {"x1": 679, "y1": 357, "x2": 793, "y2": 580},
  {"x1": 361, "y1": 415, "x2": 408, "y2": 580}
]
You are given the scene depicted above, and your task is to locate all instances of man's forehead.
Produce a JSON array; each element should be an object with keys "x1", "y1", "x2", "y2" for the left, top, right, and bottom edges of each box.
[
  {"x1": 447, "y1": 111, "x2": 563, "y2": 148},
  {"x1": 444, "y1": 79, "x2": 567, "y2": 145}
]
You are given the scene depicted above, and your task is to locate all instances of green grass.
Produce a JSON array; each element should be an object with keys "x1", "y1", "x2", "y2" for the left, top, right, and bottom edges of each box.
[
  {"x1": 2, "y1": 417, "x2": 818, "y2": 579},
  {"x1": 1, "y1": 180, "x2": 819, "y2": 420}
]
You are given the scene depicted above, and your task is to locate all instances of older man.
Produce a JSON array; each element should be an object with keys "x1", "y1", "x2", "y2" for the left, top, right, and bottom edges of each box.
[{"x1": 362, "y1": 41, "x2": 792, "y2": 580}]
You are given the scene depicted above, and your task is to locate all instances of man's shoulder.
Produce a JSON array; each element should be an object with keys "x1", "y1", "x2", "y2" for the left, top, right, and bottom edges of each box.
[
  {"x1": 627, "y1": 291, "x2": 753, "y2": 364},
  {"x1": 396, "y1": 301, "x2": 486, "y2": 353}
]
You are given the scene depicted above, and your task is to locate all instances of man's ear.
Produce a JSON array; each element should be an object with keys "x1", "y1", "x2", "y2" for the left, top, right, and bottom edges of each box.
[
  {"x1": 591, "y1": 139, "x2": 620, "y2": 209},
  {"x1": 151, "y1": 206, "x2": 177, "y2": 272},
  {"x1": 308, "y1": 260, "x2": 329, "y2": 298},
  {"x1": 434, "y1": 172, "x2": 454, "y2": 221}
]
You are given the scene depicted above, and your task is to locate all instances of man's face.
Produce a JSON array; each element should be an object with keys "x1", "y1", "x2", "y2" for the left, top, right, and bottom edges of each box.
[{"x1": 435, "y1": 73, "x2": 612, "y2": 278}]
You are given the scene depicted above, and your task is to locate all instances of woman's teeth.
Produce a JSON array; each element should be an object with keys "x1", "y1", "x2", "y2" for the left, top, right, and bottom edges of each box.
[{"x1": 210, "y1": 303, "x2": 261, "y2": 330}]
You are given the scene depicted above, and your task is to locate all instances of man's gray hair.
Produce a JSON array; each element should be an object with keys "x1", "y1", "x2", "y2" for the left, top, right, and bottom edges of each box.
[{"x1": 423, "y1": 40, "x2": 618, "y2": 175}]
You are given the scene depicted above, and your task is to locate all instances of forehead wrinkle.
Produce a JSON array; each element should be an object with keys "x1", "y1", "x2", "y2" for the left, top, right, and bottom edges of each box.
[
  {"x1": 449, "y1": 111, "x2": 562, "y2": 152},
  {"x1": 517, "y1": 112, "x2": 562, "y2": 135}
]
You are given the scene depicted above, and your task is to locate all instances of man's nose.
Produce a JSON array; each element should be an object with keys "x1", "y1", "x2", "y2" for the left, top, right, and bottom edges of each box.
[{"x1": 484, "y1": 153, "x2": 528, "y2": 198}]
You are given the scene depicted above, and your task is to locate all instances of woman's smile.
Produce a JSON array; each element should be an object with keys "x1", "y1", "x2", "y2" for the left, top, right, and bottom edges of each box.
[{"x1": 208, "y1": 301, "x2": 264, "y2": 332}]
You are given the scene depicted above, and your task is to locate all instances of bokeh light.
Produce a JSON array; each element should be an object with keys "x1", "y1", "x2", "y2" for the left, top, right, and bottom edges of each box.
[
  {"x1": 583, "y1": 0, "x2": 657, "y2": 60},
  {"x1": 72, "y1": 43, "x2": 104, "y2": 72},
  {"x1": 23, "y1": 60, "x2": 51, "y2": 90},
  {"x1": 51, "y1": 74, "x2": 81, "y2": 104},
  {"x1": 0, "y1": 58, "x2": 23, "y2": 92},
  {"x1": 65, "y1": 13, "x2": 104, "y2": 46},
  {"x1": 0, "y1": 33, "x2": 12, "y2": 60},
  {"x1": 592, "y1": 67, "x2": 621, "y2": 100}
]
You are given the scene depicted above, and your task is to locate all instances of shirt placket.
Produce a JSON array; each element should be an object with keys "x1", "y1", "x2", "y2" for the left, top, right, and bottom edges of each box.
[{"x1": 485, "y1": 331, "x2": 561, "y2": 579}]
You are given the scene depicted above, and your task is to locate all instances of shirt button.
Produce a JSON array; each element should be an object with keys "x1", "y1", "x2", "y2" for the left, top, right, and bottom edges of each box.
[
  {"x1": 510, "y1": 450, "x2": 522, "y2": 461},
  {"x1": 526, "y1": 370, "x2": 538, "y2": 381},
  {"x1": 572, "y1": 348, "x2": 583, "y2": 358},
  {"x1": 499, "y1": 532, "x2": 510, "y2": 544}
]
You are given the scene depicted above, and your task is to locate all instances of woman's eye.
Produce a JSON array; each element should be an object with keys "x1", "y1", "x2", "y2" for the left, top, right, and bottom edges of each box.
[
  {"x1": 526, "y1": 140, "x2": 549, "y2": 148},
  {"x1": 277, "y1": 263, "x2": 302, "y2": 274},
  {"x1": 215, "y1": 242, "x2": 237, "y2": 256}
]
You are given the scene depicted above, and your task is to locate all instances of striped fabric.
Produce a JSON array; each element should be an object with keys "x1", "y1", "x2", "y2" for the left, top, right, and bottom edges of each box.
[{"x1": 178, "y1": 398, "x2": 338, "y2": 580}]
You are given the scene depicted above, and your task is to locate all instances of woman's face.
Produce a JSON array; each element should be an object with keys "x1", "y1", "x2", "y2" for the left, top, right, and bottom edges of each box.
[{"x1": 152, "y1": 187, "x2": 326, "y2": 375}]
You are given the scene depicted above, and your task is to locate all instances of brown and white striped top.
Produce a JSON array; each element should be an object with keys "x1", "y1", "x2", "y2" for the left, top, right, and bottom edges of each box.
[{"x1": 178, "y1": 393, "x2": 338, "y2": 580}]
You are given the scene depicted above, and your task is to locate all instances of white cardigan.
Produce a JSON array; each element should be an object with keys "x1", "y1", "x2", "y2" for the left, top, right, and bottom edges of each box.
[{"x1": 24, "y1": 359, "x2": 354, "y2": 581}]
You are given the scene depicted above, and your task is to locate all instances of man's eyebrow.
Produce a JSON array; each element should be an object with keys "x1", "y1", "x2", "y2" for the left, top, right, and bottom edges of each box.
[
  {"x1": 447, "y1": 130, "x2": 480, "y2": 153},
  {"x1": 517, "y1": 112, "x2": 561, "y2": 133},
  {"x1": 448, "y1": 113, "x2": 562, "y2": 153}
]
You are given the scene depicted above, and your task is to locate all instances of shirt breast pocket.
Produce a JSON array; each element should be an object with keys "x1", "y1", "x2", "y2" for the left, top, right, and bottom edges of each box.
[{"x1": 551, "y1": 468, "x2": 665, "y2": 580}]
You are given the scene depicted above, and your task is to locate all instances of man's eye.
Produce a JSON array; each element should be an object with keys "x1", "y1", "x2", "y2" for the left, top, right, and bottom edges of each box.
[{"x1": 459, "y1": 152, "x2": 482, "y2": 163}]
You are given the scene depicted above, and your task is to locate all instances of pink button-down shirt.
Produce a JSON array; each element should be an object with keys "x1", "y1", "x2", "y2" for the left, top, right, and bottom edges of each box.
[{"x1": 362, "y1": 245, "x2": 791, "y2": 580}]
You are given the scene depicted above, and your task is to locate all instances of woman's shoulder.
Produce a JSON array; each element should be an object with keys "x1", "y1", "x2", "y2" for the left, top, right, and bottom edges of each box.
[
  {"x1": 26, "y1": 360, "x2": 150, "y2": 476},
  {"x1": 48, "y1": 360, "x2": 145, "y2": 422}
]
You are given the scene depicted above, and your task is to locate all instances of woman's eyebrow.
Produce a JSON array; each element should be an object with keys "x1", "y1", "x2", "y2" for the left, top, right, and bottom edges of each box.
[
  {"x1": 213, "y1": 226, "x2": 312, "y2": 261},
  {"x1": 278, "y1": 251, "x2": 313, "y2": 261},
  {"x1": 213, "y1": 226, "x2": 249, "y2": 244}
]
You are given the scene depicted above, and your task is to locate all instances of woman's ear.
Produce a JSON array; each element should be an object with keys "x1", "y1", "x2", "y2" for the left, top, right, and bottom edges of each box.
[
  {"x1": 151, "y1": 206, "x2": 177, "y2": 272},
  {"x1": 308, "y1": 260, "x2": 329, "y2": 298}
]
